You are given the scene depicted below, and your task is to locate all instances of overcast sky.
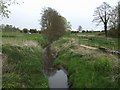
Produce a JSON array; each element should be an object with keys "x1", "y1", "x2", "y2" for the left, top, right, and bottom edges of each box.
[{"x1": 1, "y1": 0, "x2": 119, "y2": 30}]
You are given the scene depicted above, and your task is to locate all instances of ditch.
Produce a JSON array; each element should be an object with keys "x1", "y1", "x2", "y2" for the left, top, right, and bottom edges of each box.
[{"x1": 42, "y1": 45, "x2": 69, "y2": 88}]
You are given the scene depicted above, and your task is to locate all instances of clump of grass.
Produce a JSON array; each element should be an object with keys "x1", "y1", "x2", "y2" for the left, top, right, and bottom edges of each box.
[
  {"x1": 94, "y1": 57, "x2": 112, "y2": 76},
  {"x1": 2, "y1": 45, "x2": 48, "y2": 88},
  {"x1": 2, "y1": 72, "x2": 21, "y2": 88}
]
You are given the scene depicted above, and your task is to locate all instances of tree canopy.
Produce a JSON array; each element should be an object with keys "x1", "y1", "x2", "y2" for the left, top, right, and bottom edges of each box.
[
  {"x1": 40, "y1": 7, "x2": 66, "y2": 44},
  {"x1": 118, "y1": 1, "x2": 120, "y2": 38},
  {"x1": 107, "y1": 1, "x2": 120, "y2": 38},
  {"x1": 0, "y1": 0, "x2": 19, "y2": 18},
  {"x1": 109, "y1": 4, "x2": 119, "y2": 30}
]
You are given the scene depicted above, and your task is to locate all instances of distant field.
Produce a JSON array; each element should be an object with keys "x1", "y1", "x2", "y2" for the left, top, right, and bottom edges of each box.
[
  {"x1": 2, "y1": 31, "x2": 48, "y2": 47},
  {"x1": 67, "y1": 33, "x2": 119, "y2": 51}
]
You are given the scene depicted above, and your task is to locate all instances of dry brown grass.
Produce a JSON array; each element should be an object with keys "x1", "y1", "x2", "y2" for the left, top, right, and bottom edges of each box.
[{"x1": 2, "y1": 39, "x2": 39, "y2": 47}]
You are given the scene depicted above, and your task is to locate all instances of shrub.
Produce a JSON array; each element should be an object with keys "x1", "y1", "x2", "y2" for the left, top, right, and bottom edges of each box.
[
  {"x1": 107, "y1": 28, "x2": 119, "y2": 38},
  {"x1": 23, "y1": 28, "x2": 28, "y2": 33}
]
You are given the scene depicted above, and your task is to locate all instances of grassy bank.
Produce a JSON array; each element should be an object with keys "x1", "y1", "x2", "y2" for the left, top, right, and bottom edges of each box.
[
  {"x1": 2, "y1": 45, "x2": 48, "y2": 88},
  {"x1": 52, "y1": 35, "x2": 119, "y2": 88},
  {"x1": 2, "y1": 31, "x2": 48, "y2": 88}
]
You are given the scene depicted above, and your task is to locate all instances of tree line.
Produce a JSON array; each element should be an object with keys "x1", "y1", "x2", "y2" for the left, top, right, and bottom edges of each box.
[
  {"x1": 2, "y1": 24, "x2": 42, "y2": 33},
  {"x1": 2, "y1": 24, "x2": 20, "y2": 32}
]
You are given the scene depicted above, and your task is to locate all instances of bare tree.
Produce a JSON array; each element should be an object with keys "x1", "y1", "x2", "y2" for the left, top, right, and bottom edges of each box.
[
  {"x1": 93, "y1": 2, "x2": 112, "y2": 37},
  {"x1": 109, "y1": 6, "x2": 118, "y2": 29}
]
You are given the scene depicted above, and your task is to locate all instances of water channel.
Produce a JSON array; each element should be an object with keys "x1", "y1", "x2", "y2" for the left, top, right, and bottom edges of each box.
[{"x1": 42, "y1": 45, "x2": 69, "y2": 89}]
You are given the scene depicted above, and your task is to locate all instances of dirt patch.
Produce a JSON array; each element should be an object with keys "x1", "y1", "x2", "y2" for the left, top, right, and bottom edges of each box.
[
  {"x1": 77, "y1": 35, "x2": 95, "y2": 37},
  {"x1": 23, "y1": 41, "x2": 39, "y2": 47},
  {"x1": 80, "y1": 44, "x2": 97, "y2": 50}
]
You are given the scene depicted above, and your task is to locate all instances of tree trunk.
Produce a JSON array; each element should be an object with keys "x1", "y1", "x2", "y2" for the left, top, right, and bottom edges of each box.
[{"x1": 104, "y1": 23, "x2": 107, "y2": 38}]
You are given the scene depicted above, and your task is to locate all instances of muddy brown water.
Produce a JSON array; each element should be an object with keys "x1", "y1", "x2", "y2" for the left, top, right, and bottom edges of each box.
[{"x1": 43, "y1": 46, "x2": 68, "y2": 88}]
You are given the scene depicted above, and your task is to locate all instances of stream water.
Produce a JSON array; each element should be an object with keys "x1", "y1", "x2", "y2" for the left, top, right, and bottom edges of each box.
[
  {"x1": 43, "y1": 45, "x2": 68, "y2": 88},
  {"x1": 48, "y1": 69, "x2": 68, "y2": 88}
]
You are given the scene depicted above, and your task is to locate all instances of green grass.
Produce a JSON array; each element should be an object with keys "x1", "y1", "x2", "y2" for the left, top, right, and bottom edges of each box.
[
  {"x1": 2, "y1": 30, "x2": 49, "y2": 88},
  {"x1": 54, "y1": 48, "x2": 119, "y2": 88},
  {"x1": 52, "y1": 35, "x2": 119, "y2": 88},
  {"x1": 78, "y1": 36, "x2": 118, "y2": 50},
  {"x1": 2, "y1": 45, "x2": 48, "y2": 88},
  {"x1": 64, "y1": 33, "x2": 119, "y2": 50}
]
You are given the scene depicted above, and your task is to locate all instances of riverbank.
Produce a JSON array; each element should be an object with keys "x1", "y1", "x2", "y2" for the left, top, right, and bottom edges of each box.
[
  {"x1": 2, "y1": 32, "x2": 48, "y2": 88},
  {"x1": 52, "y1": 34, "x2": 119, "y2": 88},
  {"x1": 2, "y1": 45, "x2": 48, "y2": 88}
]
